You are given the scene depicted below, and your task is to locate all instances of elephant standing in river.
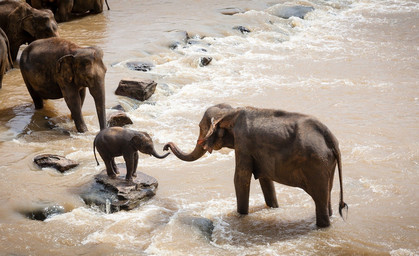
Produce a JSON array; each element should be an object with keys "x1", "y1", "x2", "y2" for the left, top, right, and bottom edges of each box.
[
  {"x1": 0, "y1": 0, "x2": 59, "y2": 61},
  {"x1": 0, "y1": 28, "x2": 13, "y2": 89},
  {"x1": 164, "y1": 103, "x2": 348, "y2": 227},
  {"x1": 94, "y1": 127, "x2": 170, "y2": 181},
  {"x1": 26, "y1": 0, "x2": 110, "y2": 22},
  {"x1": 20, "y1": 37, "x2": 107, "y2": 133}
]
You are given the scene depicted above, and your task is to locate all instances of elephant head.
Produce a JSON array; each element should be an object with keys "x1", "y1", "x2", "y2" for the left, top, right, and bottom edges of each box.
[
  {"x1": 6, "y1": 1, "x2": 59, "y2": 60},
  {"x1": 131, "y1": 132, "x2": 170, "y2": 159},
  {"x1": 55, "y1": 47, "x2": 107, "y2": 131},
  {"x1": 164, "y1": 103, "x2": 239, "y2": 161}
]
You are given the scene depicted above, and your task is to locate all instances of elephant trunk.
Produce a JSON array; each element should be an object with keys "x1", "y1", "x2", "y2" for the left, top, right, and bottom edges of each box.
[
  {"x1": 151, "y1": 148, "x2": 170, "y2": 159},
  {"x1": 164, "y1": 142, "x2": 206, "y2": 162},
  {"x1": 90, "y1": 85, "x2": 106, "y2": 130}
]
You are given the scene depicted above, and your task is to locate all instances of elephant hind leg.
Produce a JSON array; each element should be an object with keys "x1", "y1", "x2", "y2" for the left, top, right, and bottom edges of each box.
[
  {"x1": 310, "y1": 188, "x2": 331, "y2": 228},
  {"x1": 23, "y1": 78, "x2": 43, "y2": 109},
  {"x1": 259, "y1": 178, "x2": 278, "y2": 208}
]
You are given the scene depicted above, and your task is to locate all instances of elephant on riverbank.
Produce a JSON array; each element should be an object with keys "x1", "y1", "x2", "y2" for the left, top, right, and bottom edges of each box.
[
  {"x1": 94, "y1": 127, "x2": 170, "y2": 181},
  {"x1": 20, "y1": 37, "x2": 107, "y2": 133},
  {"x1": 26, "y1": 0, "x2": 110, "y2": 22},
  {"x1": 0, "y1": 0, "x2": 59, "y2": 61},
  {"x1": 164, "y1": 103, "x2": 348, "y2": 228},
  {"x1": 0, "y1": 28, "x2": 13, "y2": 89}
]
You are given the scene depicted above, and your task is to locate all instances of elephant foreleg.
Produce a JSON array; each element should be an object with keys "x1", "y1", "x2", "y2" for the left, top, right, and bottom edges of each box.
[
  {"x1": 79, "y1": 88, "x2": 86, "y2": 108},
  {"x1": 259, "y1": 178, "x2": 279, "y2": 208},
  {"x1": 132, "y1": 151, "x2": 139, "y2": 178},
  {"x1": 63, "y1": 90, "x2": 87, "y2": 132},
  {"x1": 234, "y1": 153, "x2": 253, "y2": 214},
  {"x1": 123, "y1": 152, "x2": 136, "y2": 182},
  {"x1": 103, "y1": 158, "x2": 117, "y2": 178}
]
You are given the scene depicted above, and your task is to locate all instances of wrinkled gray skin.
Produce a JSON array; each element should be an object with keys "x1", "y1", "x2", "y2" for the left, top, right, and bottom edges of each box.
[
  {"x1": 0, "y1": 28, "x2": 13, "y2": 89},
  {"x1": 27, "y1": 0, "x2": 110, "y2": 22},
  {"x1": 94, "y1": 127, "x2": 170, "y2": 182},
  {"x1": 164, "y1": 103, "x2": 348, "y2": 228},
  {"x1": 0, "y1": 0, "x2": 59, "y2": 61},
  {"x1": 20, "y1": 37, "x2": 107, "y2": 133}
]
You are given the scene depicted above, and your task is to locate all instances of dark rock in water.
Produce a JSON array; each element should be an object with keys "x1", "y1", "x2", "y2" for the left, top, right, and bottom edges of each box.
[
  {"x1": 115, "y1": 79, "x2": 157, "y2": 101},
  {"x1": 179, "y1": 216, "x2": 214, "y2": 241},
  {"x1": 111, "y1": 104, "x2": 125, "y2": 112},
  {"x1": 80, "y1": 164, "x2": 158, "y2": 213},
  {"x1": 107, "y1": 111, "x2": 133, "y2": 127},
  {"x1": 233, "y1": 25, "x2": 251, "y2": 34},
  {"x1": 125, "y1": 61, "x2": 154, "y2": 72},
  {"x1": 199, "y1": 57, "x2": 212, "y2": 67},
  {"x1": 34, "y1": 154, "x2": 78, "y2": 172},
  {"x1": 272, "y1": 5, "x2": 314, "y2": 19},
  {"x1": 167, "y1": 30, "x2": 189, "y2": 49},
  {"x1": 20, "y1": 203, "x2": 66, "y2": 221},
  {"x1": 219, "y1": 7, "x2": 244, "y2": 15}
]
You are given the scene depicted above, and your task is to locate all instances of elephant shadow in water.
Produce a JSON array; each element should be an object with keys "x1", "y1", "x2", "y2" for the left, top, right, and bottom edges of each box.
[{"x1": 0, "y1": 103, "x2": 70, "y2": 142}]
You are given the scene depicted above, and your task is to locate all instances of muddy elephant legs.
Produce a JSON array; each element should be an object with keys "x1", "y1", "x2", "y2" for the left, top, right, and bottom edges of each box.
[{"x1": 259, "y1": 178, "x2": 279, "y2": 208}]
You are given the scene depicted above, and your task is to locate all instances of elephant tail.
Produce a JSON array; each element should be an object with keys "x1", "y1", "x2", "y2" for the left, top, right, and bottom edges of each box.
[
  {"x1": 334, "y1": 143, "x2": 348, "y2": 221},
  {"x1": 93, "y1": 138, "x2": 99, "y2": 166}
]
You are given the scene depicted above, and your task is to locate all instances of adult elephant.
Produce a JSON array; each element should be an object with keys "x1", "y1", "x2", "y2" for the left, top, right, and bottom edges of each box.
[
  {"x1": 20, "y1": 37, "x2": 107, "y2": 133},
  {"x1": 0, "y1": 28, "x2": 13, "y2": 89},
  {"x1": 26, "y1": 0, "x2": 110, "y2": 22},
  {"x1": 164, "y1": 103, "x2": 348, "y2": 228},
  {"x1": 0, "y1": 0, "x2": 59, "y2": 61}
]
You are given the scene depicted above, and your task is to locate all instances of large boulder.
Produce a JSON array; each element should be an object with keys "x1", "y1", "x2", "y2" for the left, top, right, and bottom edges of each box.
[
  {"x1": 115, "y1": 79, "x2": 157, "y2": 101},
  {"x1": 80, "y1": 164, "x2": 158, "y2": 213},
  {"x1": 34, "y1": 154, "x2": 78, "y2": 172}
]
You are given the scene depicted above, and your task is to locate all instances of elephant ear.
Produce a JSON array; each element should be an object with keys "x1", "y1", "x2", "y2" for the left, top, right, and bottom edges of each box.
[
  {"x1": 130, "y1": 134, "x2": 146, "y2": 151},
  {"x1": 202, "y1": 109, "x2": 239, "y2": 142},
  {"x1": 56, "y1": 55, "x2": 75, "y2": 84},
  {"x1": 7, "y1": 4, "x2": 29, "y2": 34}
]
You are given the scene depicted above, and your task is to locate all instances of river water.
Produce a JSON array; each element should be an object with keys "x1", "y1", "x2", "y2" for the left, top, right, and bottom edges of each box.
[{"x1": 0, "y1": 0, "x2": 418, "y2": 255}]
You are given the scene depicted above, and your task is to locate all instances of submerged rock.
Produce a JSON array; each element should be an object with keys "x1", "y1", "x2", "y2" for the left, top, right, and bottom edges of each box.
[
  {"x1": 199, "y1": 57, "x2": 212, "y2": 67},
  {"x1": 115, "y1": 79, "x2": 157, "y2": 101},
  {"x1": 107, "y1": 111, "x2": 133, "y2": 127},
  {"x1": 179, "y1": 216, "x2": 214, "y2": 241},
  {"x1": 80, "y1": 164, "x2": 158, "y2": 213},
  {"x1": 20, "y1": 203, "x2": 66, "y2": 221},
  {"x1": 125, "y1": 61, "x2": 154, "y2": 72},
  {"x1": 219, "y1": 7, "x2": 244, "y2": 16},
  {"x1": 233, "y1": 25, "x2": 251, "y2": 34},
  {"x1": 34, "y1": 154, "x2": 78, "y2": 172},
  {"x1": 271, "y1": 5, "x2": 314, "y2": 19}
]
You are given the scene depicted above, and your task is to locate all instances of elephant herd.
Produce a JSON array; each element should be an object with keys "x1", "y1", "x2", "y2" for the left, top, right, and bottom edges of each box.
[{"x1": 0, "y1": 0, "x2": 348, "y2": 228}]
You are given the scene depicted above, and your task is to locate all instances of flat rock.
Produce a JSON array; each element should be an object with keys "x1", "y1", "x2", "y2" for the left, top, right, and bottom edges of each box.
[
  {"x1": 34, "y1": 154, "x2": 78, "y2": 172},
  {"x1": 107, "y1": 111, "x2": 133, "y2": 127},
  {"x1": 219, "y1": 7, "x2": 244, "y2": 15},
  {"x1": 115, "y1": 79, "x2": 157, "y2": 101},
  {"x1": 270, "y1": 5, "x2": 314, "y2": 19},
  {"x1": 81, "y1": 164, "x2": 158, "y2": 213}
]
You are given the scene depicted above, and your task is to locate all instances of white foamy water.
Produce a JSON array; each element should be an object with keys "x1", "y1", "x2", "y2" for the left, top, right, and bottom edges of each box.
[{"x1": 0, "y1": 0, "x2": 418, "y2": 255}]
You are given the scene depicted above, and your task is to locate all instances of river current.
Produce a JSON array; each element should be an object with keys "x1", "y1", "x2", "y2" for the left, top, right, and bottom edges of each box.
[{"x1": 0, "y1": 0, "x2": 418, "y2": 255}]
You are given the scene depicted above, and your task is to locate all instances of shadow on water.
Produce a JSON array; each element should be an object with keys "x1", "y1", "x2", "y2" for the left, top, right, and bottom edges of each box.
[{"x1": 0, "y1": 103, "x2": 70, "y2": 142}]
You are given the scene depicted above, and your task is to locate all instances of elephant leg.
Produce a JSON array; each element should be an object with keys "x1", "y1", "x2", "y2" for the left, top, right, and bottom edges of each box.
[
  {"x1": 259, "y1": 178, "x2": 279, "y2": 208},
  {"x1": 63, "y1": 91, "x2": 87, "y2": 132},
  {"x1": 104, "y1": 158, "x2": 117, "y2": 178},
  {"x1": 234, "y1": 152, "x2": 253, "y2": 214},
  {"x1": 111, "y1": 159, "x2": 119, "y2": 174},
  {"x1": 23, "y1": 78, "x2": 43, "y2": 109},
  {"x1": 132, "y1": 151, "x2": 139, "y2": 178},
  {"x1": 328, "y1": 169, "x2": 336, "y2": 217},
  {"x1": 79, "y1": 88, "x2": 86, "y2": 108},
  {"x1": 309, "y1": 185, "x2": 331, "y2": 228},
  {"x1": 123, "y1": 152, "x2": 135, "y2": 182}
]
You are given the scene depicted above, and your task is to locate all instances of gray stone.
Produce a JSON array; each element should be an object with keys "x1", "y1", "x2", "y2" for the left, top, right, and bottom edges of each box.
[
  {"x1": 179, "y1": 216, "x2": 214, "y2": 241},
  {"x1": 272, "y1": 5, "x2": 314, "y2": 19},
  {"x1": 233, "y1": 26, "x2": 251, "y2": 34},
  {"x1": 125, "y1": 61, "x2": 154, "y2": 72},
  {"x1": 107, "y1": 111, "x2": 133, "y2": 127},
  {"x1": 199, "y1": 57, "x2": 212, "y2": 67},
  {"x1": 219, "y1": 7, "x2": 244, "y2": 16},
  {"x1": 20, "y1": 203, "x2": 66, "y2": 221},
  {"x1": 34, "y1": 154, "x2": 78, "y2": 172},
  {"x1": 81, "y1": 164, "x2": 158, "y2": 213},
  {"x1": 115, "y1": 79, "x2": 157, "y2": 101}
]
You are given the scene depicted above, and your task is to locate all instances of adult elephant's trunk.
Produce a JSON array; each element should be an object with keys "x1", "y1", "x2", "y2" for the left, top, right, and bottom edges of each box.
[
  {"x1": 151, "y1": 148, "x2": 170, "y2": 159},
  {"x1": 164, "y1": 142, "x2": 206, "y2": 162},
  {"x1": 90, "y1": 85, "x2": 106, "y2": 130}
]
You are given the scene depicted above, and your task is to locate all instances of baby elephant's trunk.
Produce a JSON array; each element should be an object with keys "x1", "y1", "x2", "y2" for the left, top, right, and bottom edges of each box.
[{"x1": 151, "y1": 148, "x2": 170, "y2": 159}]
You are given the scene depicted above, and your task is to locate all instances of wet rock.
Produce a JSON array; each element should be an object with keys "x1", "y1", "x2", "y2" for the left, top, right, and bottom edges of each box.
[
  {"x1": 80, "y1": 164, "x2": 158, "y2": 213},
  {"x1": 125, "y1": 61, "x2": 154, "y2": 72},
  {"x1": 167, "y1": 30, "x2": 190, "y2": 49},
  {"x1": 219, "y1": 7, "x2": 244, "y2": 15},
  {"x1": 179, "y1": 216, "x2": 214, "y2": 241},
  {"x1": 107, "y1": 111, "x2": 133, "y2": 127},
  {"x1": 20, "y1": 203, "x2": 66, "y2": 221},
  {"x1": 233, "y1": 25, "x2": 251, "y2": 34},
  {"x1": 34, "y1": 154, "x2": 78, "y2": 172},
  {"x1": 271, "y1": 5, "x2": 314, "y2": 19},
  {"x1": 199, "y1": 57, "x2": 212, "y2": 67},
  {"x1": 111, "y1": 104, "x2": 125, "y2": 112},
  {"x1": 115, "y1": 79, "x2": 157, "y2": 101}
]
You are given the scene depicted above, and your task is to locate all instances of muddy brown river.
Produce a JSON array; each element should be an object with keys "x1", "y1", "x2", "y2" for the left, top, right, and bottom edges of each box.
[{"x1": 0, "y1": 0, "x2": 418, "y2": 255}]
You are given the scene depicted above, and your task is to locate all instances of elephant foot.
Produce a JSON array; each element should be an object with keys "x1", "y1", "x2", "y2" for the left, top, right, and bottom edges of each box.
[
  {"x1": 132, "y1": 172, "x2": 137, "y2": 178},
  {"x1": 316, "y1": 215, "x2": 331, "y2": 228}
]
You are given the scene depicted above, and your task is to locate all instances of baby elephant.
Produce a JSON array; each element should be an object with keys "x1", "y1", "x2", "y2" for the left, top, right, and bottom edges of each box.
[{"x1": 93, "y1": 127, "x2": 169, "y2": 181}]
